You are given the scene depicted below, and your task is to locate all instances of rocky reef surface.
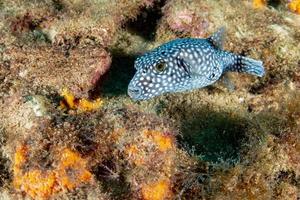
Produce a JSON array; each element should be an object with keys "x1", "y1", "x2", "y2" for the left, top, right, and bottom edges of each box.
[{"x1": 0, "y1": 0, "x2": 299, "y2": 199}]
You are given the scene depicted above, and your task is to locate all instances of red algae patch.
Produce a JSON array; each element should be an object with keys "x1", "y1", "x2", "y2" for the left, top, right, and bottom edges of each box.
[{"x1": 13, "y1": 145, "x2": 93, "y2": 199}]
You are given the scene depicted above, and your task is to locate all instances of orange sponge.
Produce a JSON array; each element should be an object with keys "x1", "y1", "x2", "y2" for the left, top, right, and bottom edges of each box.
[
  {"x1": 143, "y1": 130, "x2": 174, "y2": 152},
  {"x1": 56, "y1": 149, "x2": 93, "y2": 190},
  {"x1": 142, "y1": 179, "x2": 171, "y2": 200},
  {"x1": 13, "y1": 146, "x2": 93, "y2": 199},
  {"x1": 60, "y1": 88, "x2": 103, "y2": 111},
  {"x1": 289, "y1": 0, "x2": 300, "y2": 14},
  {"x1": 253, "y1": 0, "x2": 267, "y2": 8}
]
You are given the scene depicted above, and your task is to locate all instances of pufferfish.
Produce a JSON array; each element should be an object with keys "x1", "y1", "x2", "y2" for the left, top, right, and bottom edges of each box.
[{"x1": 128, "y1": 28, "x2": 265, "y2": 100}]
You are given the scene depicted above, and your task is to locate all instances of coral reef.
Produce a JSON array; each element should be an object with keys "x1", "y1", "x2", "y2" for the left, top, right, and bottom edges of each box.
[{"x1": 0, "y1": 0, "x2": 299, "y2": 199}]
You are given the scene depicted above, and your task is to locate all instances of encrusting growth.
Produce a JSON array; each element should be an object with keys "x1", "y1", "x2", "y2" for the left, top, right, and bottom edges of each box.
[
  {"x1": 60, "y1": 88, "x2": 103, "y2": 111},
  {"x1": 288, "y1": 0, "x2": 300, "y2": 14},
  {"x1": 253, "y1": 0, "x2": 267, "y2": 8},
  {"x1": 13, "y1": 145, "x2": 93, "y2": 199},
  {"x1": 142, "y1": 179, "x2": 172, "y2": 200}
]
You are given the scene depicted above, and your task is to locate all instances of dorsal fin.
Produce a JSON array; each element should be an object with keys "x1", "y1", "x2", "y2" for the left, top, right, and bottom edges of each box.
[{"x1": 208, "y1": 27, "x2": 226, "y2": 49}]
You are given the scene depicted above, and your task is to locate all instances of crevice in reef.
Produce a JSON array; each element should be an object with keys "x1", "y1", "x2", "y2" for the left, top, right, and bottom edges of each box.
[
  {"x1": 94, "y1": 51, "x2": 137, "y2": 98},
  {"x1": 0, "y1": 129, "x2": 10, "y2": 188},
  {"x1": 0, "y1": 156, "x2": 10, "y2": 188},
  {"x1": 124, "y1": 0, "x2": 166, "y2": 41},
  {"x1": 268, "y1": 0, "x2": 282, "y2": 8},
  {"x1": 275, "y1": 170, "x2": 298, "y2": 187}
]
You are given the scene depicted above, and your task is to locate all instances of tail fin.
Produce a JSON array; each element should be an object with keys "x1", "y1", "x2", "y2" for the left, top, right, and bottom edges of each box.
[{"x1": 227, "y1": 55, "x2": 265, "y2": 77}]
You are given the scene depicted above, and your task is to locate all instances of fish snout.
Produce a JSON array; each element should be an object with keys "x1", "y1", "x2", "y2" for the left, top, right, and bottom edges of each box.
[{"x1": 128, "y1": 86, "x2": 142, "y2": 100}]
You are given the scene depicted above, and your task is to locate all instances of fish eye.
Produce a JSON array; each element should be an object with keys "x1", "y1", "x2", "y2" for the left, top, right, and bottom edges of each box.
[{"x1": 155, "y1": 62, "x2": 166, "y2": 72}]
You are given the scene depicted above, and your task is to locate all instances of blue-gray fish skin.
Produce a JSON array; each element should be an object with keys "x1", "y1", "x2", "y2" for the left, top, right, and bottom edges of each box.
[{"x1": 128, "y1": 28, "x2": 265, "y2": 100}]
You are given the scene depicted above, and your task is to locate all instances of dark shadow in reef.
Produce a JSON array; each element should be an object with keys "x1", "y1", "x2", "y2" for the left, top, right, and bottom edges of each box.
[
  {"x1": 0, "y1": 130, "x2": 10, "y2": 188},
  {"x1": 268, "y1": 0, "x2": 281, "y2": 8},
  {"x1": 90, "y1": 0, "x2": 167, "y2": 98},
  {"x1": 158, "y1": 97, "x2": 287, "y2": 165},
  {"x1": 179, "y1": 111, "x2": 247, "y2": 164},
  {"x1": 158, "y1": 102, "x2": 252, "y2": 164},
  {"x1": 124, "y1": 0, "x2": 166, "y2": 41},
  {"x1": 91, "y1": 51, "x2": 137, "y2": 98},
  {"x1": 0, "y1": 157, "x2": 10, "y2": 188},
  {"x1": 92, "y1": 158, "x2": 131, "y2": 199}
]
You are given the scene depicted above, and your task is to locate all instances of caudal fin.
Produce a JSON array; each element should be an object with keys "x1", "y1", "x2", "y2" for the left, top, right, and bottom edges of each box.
[
  {"x1": 240, "y1": 57, "x2": 265, "y2": 77},
  {"x1": 227, "y1": 55, "x2": 265, "y2": 77}
]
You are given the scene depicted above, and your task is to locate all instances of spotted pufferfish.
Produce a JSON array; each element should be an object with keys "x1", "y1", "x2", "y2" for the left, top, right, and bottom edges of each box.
[{"x1": 128, "y1": 28, "x2": 265, "y2": 100}]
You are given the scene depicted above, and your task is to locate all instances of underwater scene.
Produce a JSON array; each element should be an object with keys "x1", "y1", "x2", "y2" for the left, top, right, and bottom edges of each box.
[{"x1": 0, "y1": 0, "x2": 299, "y2": 199}]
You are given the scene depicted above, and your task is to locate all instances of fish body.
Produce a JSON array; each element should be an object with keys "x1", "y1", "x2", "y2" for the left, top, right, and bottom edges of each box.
[{"x1": 128, "y1": 28, "x2": 265, "y2": 100}]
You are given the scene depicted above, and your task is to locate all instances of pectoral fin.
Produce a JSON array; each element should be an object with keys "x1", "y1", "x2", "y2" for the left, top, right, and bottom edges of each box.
[{"x1": 221, "y1": 73, "x2": 235, "y2": 92}]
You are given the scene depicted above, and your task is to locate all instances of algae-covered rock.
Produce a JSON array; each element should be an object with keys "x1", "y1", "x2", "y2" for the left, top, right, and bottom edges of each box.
[
  {"x1": 2, "y1": 45, "x2": 111, "y2": 97},
  {"x1": 0, "y1": 0, "x2": 299, "y2": 199},
  {"x1": 0, "y1": 0, "x2": 156, "y2": 47}
]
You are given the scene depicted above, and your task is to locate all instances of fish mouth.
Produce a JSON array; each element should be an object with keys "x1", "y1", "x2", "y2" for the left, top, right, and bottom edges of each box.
[{"x1": 127, "y1": 86, "x2": 142, "y2": 100}]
